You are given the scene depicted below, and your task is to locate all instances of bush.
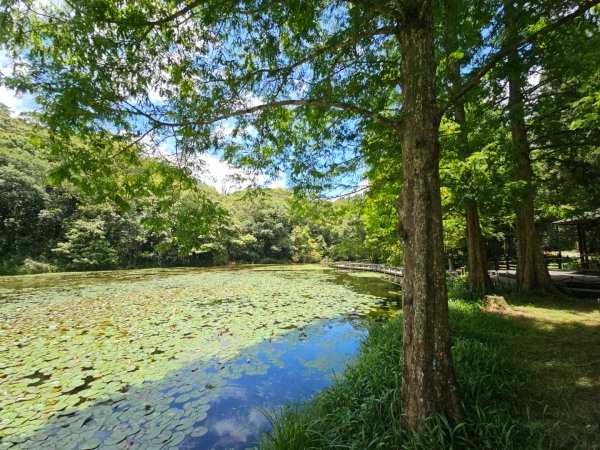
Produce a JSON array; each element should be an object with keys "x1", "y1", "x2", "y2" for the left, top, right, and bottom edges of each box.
[
  {"x1": 561, "y1": 257, "x2": 580, "y2": 271},
  {"x1": 447, "y1": 274, "x2": 479, "y2": 302},
  {"x1": 16, "y1": 258, "x2": 57, "y2": 274},
  {"x1": 258, "y1": 257, "x2": 290, "y2": 264},
  {"x1": 52, "y1": 218, "x2": 118, "y2": 270}
]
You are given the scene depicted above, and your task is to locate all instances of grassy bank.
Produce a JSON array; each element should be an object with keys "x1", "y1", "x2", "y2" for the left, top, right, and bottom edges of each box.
[{"x1": 260, "y1": 281, "x2": 600, "y2": 449}]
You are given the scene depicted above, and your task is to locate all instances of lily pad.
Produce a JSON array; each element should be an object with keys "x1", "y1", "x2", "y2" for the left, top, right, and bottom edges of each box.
[
  {"x1": 190, "y1": 425, "x2": 209, "y2": 438},
  {"x1": 0, "y1": 266, "x2": 386, "y2": 447}
]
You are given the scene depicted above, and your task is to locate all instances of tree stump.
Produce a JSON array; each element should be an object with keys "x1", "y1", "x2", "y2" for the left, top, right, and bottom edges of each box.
[{"x1": 484, "y1": 295, "x2": 513, "y2": 314}]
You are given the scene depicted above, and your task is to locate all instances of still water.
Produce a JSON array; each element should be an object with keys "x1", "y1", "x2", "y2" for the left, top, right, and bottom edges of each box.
[{"x1": 0, "y1": 266, "x2": 400, "y2": 450}]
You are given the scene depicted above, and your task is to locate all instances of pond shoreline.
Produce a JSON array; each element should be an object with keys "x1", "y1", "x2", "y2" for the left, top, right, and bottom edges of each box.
[{"x1": 0, "y1": 265, "x2": 400, "y2": 449}]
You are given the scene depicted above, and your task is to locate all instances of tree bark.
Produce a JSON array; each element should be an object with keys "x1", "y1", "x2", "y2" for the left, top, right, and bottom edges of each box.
[
  {"x1": 465, "y1": 199, "x2": 491, "y2": 293},
  {"x1": 397, "y1": 3, "x2": 463, "y2": 428},
  {"x1": 505, "y1": 1, "x2": 561, "y2": 295},
  {"x1": 451, "y1": 62, "x2": 492, "y2": 294}
]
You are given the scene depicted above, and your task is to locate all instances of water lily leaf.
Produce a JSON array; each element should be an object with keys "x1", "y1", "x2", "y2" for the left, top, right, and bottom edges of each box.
[
  {"x1": 0, "y1": 266, "x2": 387, "y2": 447},
  {"x1": 190, "y1": 425, "x2": 209, "y2": 437},
  {"x1": 104, "y1": 430, "x2": 128, "y2": 445},
  {"x1": 169, "y1": 431, "x2": 186, "y2": 446},
  {"x1": 78, "y1": 438, "x2": 102, "y2": 449}
]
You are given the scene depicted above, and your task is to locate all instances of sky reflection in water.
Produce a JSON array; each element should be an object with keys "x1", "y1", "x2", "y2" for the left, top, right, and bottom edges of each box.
[
  {"x1": 0, "y1": 266, "x2": 399, "y2": 450},
  {"x1": 187, "y1": 320, "x2": 365, "y2": 449}
]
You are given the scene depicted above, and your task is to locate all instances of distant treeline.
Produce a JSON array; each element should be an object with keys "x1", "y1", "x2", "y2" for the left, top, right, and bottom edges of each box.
[{"x1": 1, "y1": 106, "x2": 395, "y2": 274}]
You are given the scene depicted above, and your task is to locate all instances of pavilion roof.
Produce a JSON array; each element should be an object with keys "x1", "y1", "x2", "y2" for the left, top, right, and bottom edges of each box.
[{"x1": 553, "y1": 209, "x2": 600, "y2": 226}]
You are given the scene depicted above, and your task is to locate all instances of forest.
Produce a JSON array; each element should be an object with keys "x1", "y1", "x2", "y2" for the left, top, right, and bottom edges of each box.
[
  {"x1": 1, "y1": 0, "x2": 600, "y2": 449},
  {"x1": 0, "y1": 103, "x2": 385, "y2": 274}
]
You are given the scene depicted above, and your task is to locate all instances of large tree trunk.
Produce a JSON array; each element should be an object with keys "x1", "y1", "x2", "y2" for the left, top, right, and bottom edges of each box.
[
  {"x1": 505, "y1": 1, "x2": 560, "y2": 295},
  {"x1": 451, "y1": 63, "x2": 492, "y2": 293},
  {"x1": 397, "y1": 4, "x2": 463, "y2": 428}
]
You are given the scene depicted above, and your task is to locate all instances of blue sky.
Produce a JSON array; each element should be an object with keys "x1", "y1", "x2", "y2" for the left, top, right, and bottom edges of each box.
[{"x1": 0, "y1": 51, "x2": 36, "y2": 115}]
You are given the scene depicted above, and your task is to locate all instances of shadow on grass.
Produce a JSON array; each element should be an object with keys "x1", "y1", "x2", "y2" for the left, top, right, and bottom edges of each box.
[{"x1": 450, "y1": 296, "x2": 600, "y2": 449}]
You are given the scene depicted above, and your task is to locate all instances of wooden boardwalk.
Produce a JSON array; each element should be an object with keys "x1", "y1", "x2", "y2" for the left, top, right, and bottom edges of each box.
[
  {"x1": 333, "y1": 261, "x2": 404, "y2": 277},
  {"x1": 334, "y1": 262, "x2": 600, "y2": 298},
  {"x1": 333, "y1": 261, "x2": 466, "y2": 280},
  {"x1": 333, "y1": 261, "x2": 404, "y2": 287}
]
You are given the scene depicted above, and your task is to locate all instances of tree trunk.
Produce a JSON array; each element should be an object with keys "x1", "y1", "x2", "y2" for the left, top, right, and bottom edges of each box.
[
  {"x1": 397, "y1": 4, "x2": 463, "y2": 428},
  {"x1": 505, "y1": 1, "x2": 561, "y2": 295},
  {"x1": 451, "y1": 62, "x2": 492, "y2": 294},
  {"x1": 465, "y1": 199, "x2": 491, "y2": 293}
]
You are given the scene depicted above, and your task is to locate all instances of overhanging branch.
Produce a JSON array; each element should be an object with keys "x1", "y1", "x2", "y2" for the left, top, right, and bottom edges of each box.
[
  {"x1": 242, "y1": 26, "x2": 397, "y2": 81},
  {"x1": 439, "y1": 0, "x2": 600, "y2": 114},
  {"x1": 119, "y1": 99, "x2": 400, "y2": 130},
  {"x1": 144, "y1": 0, "x2": 209, "y2": 26}
]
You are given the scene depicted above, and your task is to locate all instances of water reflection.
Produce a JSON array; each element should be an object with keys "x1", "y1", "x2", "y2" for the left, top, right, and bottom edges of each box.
[
  {"x1": 1, "y1": 266, "x2": 400, "y2": 450},
  {"x1": 183, "y1": 320, "x2": 366, "y2": 449}
]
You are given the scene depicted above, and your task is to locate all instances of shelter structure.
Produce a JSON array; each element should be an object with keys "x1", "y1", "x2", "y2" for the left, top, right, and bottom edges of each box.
[{"x1": 554, "y1": 210, "x2": 600, "y2": 271}]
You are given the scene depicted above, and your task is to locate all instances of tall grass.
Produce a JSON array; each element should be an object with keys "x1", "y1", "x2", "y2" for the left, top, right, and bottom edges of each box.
[{"x1": 260, "y1": 286, "x2": 582, "y2": 449}]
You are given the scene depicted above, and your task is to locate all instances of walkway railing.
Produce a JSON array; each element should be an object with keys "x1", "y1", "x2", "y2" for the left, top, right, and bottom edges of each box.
[
  {"x1": 333, "y1": 261, "x2": 404, "y2": 277},
  {"x1": 336, "y1": 261, "x2": 600, "y2": 297},
  {"x1": 333, "y1": 261, "x2": 404, "y2": 287},
  {"x1": 333, "y1": 261, "x2": 467, "y2": 278},
  {"x1": 490, "y1": 270, "x2": 600, "y2": 297}
]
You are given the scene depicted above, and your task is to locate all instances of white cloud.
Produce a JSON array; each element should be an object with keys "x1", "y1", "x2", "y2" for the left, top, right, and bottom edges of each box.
[
  {"x1": 215, "y1": 122, "x2": 235, "y2": 138},
  {"x1": 195, "y1": 153, "x2": 286, "y2": 194},
  {"x1": 0, "y1": 85, "x2": 23, "y2": 114},
  {"x1": 334, "y1": 179, "x2": 369, "y2": 200},
  {"x1": 292, "y1": 78, "x2": 310, "y2": 96},
  {"x1": 239, "y1": 92, "x2": 264, "y2": 109},
  {"x1": 527, "y1": 66, "x2": 542, "y2": 88},
  {"x1": 149, "y1": 138, "x2": 285, "y2": 194},
  {"x1": 147, "y1": 87, "x2": 166, "y2": 104},
  {"x1": 267, "y1": 173, "x2": 286, "y2": 189},
  {"x1": 212, "y1": 407, "x2": 268, "y2": 443},
  {"x1": 0, "y1": 51, "x2": 34, "y2": 116}
]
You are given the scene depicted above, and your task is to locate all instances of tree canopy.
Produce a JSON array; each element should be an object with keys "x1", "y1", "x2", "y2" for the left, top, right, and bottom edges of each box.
[{"x1": 2, "y1": 0, "x2": 599, "y2": 428}]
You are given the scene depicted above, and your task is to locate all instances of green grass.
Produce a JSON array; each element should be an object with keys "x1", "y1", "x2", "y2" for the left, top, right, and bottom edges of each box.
[{"x1": 260, "y1": 280, "x2": 600, "y2": 449}]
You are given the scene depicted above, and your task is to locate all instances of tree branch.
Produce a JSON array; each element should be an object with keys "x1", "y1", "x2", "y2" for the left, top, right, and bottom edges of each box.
[
  {"x1": 242, "y1": 26, "x2": 397, "y2": 81},
  {"x1": 119, "y1": 99, "x2": 400, "y2": 130},
  {"x1": 144, "y1": 0, "x2": 208, "y2": 26},
  {"x1": 348, "y1": 0, "x2": 404, "y2": 20},
  {"x1": 82, "y1": 0, "x2": 209, "y2": 28},
  {"x1": 199, "y1": 99, "x2": 399, "y2": 129},
  {"x1": 439, "y1": 0, "x2": 600, "y2": 114}
]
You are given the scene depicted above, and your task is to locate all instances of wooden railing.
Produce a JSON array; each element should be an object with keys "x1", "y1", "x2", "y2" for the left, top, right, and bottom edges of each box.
[
  {"x1": 333, "y1": 261, "x2": 466, "y2": 278},
  {"x1": 333, "y1": 261, "x2": 404, "y2": 277},
  {"x1": 490, "y1": 269, "x2": 600, "y2": 297},
  {"x1": 488, "y1": 256, "x2": 570, "y2": 271}
]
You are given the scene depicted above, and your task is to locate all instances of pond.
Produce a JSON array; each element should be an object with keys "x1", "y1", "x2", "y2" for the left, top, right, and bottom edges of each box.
[{"x1": 0, "y1": 265, "x2": 401, "y2": 450}]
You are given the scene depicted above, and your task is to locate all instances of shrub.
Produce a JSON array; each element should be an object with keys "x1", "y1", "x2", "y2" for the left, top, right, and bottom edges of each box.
[
  {"x1": 17, "y1": 258, "x2": 57, "y2": 274},
  {"x1": 447, "y1": 274, "x2": 480, "y2": 302}
]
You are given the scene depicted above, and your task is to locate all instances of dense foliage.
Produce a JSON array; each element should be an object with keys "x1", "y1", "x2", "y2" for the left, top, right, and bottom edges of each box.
[
  {"x1": 0, "y1": 106, "x2": 380, "y2": 274},
  {"x1": 2, "y1": 99, "x2": 599, "y2": 275},
  {"x1": 1, "y1": 0, "x2": 600, "y2": 430}
]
